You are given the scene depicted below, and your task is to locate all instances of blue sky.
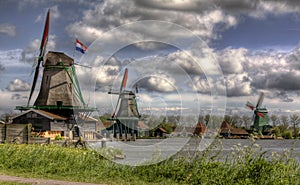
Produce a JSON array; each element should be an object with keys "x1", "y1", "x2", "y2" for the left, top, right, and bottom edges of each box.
[{"x1": 1, "y1": 0, "x2": 300, "y2": 118}]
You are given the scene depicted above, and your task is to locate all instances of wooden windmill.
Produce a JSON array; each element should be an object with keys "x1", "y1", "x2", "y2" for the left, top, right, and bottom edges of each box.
[
  {"x1": 246, "y1": 92, "x2": 269, "y2": 133},
  {"x1": 16, "y1": 10, "x2": 95, "y2": 125},
  {"x1": 107, "y1": 68, "x2": 141, "y2": 139}
]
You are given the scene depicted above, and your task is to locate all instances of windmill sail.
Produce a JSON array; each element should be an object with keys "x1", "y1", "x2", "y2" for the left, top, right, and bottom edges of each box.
[
  {"x1": 246, "y1": 101, "x2": 255, "y2": 110},
  {"x1": 27, "y1": 9, "x2": 50, "y2": 106},
  {"x1": 120, "y1": 68, "x2": 128, "y2": 92},
  {"x1": 113, "y1": 68, "x2": 129, "y2": 118},
  {"x1": 256, "y1": 92, "x2": 264, "y2": 108}
]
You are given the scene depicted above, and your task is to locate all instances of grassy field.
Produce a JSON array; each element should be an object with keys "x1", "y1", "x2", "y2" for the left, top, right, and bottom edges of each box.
[
  {"x1": 0, "y1": 182, "x2": 30, "y2": 185},
  {"x1": 0, "y1": 140, "x2": 299, "y2": 185}
]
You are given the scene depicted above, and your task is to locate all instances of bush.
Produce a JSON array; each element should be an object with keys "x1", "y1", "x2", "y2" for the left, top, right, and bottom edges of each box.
[
  {"x1": 54, "y1": 134, "x2": 64, "y2": 140},
  {"x1": 271, "y1": 126, "x2": 281, "y2": 137},
  {"x1": 283, "y1": 131, "x2": 293, "y2": 139}
]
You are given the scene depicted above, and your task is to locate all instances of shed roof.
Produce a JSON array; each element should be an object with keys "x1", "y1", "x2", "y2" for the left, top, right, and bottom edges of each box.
[
  {"x1": 12, "y1": 109, "x2": 67, "y2": 121},
  {"x1": 137, "y1": 121, "x2": 149, "y2": 129}
]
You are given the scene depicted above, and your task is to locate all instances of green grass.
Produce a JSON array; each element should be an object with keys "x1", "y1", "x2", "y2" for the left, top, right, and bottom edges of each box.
[
  {"x1": 0, "y1": 182, "x2": 31, "y2": 185},
  {"x1": 0, "y1": 140, "x2": 299, "y2": 185}
]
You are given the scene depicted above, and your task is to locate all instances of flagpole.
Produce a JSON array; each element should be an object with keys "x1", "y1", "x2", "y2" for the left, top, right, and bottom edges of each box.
[{"x1": 72, "y1": 38, "x2": 76, "y2": 60}]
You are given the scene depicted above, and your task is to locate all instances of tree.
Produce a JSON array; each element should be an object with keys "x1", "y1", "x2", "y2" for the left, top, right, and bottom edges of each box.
[
  {"x1": 204, "y1": 114, "x2": 210, "y2": 126},
  {"x1": 231, "y1": 114, "x2": 243, "y2": 128},
  {"x1": 270, "y1": 114, "x2": 279, "y2": 127},
  {"x1": 242, "y1": 115, "x2": 252, "y2": 129},
  {"x1": 279, "y1": 115, "x2": 289, "y2": 133},
  {"x1": 289, "y1": 114, "x2": 300, "y2": 138}
]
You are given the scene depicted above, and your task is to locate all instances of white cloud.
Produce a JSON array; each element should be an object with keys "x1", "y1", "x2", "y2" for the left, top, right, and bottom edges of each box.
[
  {"x1": 192, "y1": 76, "x2": 210, "y2": 93},
  {"x1": 143, "y1": 75, "x2": 176, "y2": 93},
  {"x1": 0, "y1": 24, "x2": 16, "y2": 37},
  {"x1": 218, "y1": 47, "x2": 248, "y2": 74},
  {"x1": 7, "y1": 79, "x2": 30, "y2": 92},
  {"x1": 21, "y1": 35, "x2": 56, "y2": 63}
]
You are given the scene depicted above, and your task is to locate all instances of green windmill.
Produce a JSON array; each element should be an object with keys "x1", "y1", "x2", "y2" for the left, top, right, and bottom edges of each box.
[{"x1": 246, "y1": 92, "x2": 269, "y2": 133}]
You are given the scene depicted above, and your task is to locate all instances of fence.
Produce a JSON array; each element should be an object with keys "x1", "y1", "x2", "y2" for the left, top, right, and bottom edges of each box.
[{"x1": 0, "y1": 124, "x2": 49, "y2": 144}]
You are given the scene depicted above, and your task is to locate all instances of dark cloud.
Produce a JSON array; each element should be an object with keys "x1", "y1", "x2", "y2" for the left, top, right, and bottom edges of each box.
[
  {"x1": 134, "y1": 0, "x2": 259, "y2": 13},
  {"x1": 0, "y1": 23, "x2": 16, "y2": 37},
  {"x1": 272, "y1": 91, "x2": 293, "y2": 102},
  {"x1": 138, "y1": 76, "x2": 176, "y2": 93},
  {"x1": 0, "y1": 63, "x2": 4, "y2": 72},
  {"x1": 11, "y1": 93, "x2": 27, "y2": 100},
  {"x1": 252, "y1": 72, "x2": 300, "y2": 91}
]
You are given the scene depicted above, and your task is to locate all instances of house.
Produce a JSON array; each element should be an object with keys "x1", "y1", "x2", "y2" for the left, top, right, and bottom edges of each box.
[
  {"x1": 153, "y1": 127, "x2": 167, "y2": 137},
  {"x1": 137, "y1": 121, "x2": 150, "y2": 137},
  {"x1": 11, "y1": 109, "x2": 99, "y2": 140},
  {"x1": 193, "y1": 122, "x2": 206, "y2": 136},
  {"x1": 219, "y1": 121, "x2": 249, "y2": 138}
]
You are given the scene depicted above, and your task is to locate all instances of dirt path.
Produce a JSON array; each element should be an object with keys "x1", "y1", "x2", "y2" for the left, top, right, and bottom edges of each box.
[{"x1": 0, "y1": 175, "x2": 105, "y2": 185}]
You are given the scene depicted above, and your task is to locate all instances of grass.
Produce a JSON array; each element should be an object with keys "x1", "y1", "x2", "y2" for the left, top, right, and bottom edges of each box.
[
  {"x1": 0, "y1": 182, "x2": 31, "y2": 185},
  {"x1": 0, "y1": 140, "x2": 299, "y2": 185}
]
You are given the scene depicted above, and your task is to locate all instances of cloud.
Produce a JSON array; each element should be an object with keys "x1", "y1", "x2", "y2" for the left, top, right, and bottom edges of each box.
[
  {"x1": 192, "y1": 76, "x2": 210, "y2": 94},
  {"x1": 218, "y1": 47, "x2": 248, "y2": 74},
  {"x1": 139, "y1": 75, "x2": 176, "y2": 93},
  {"x1": 7, "y1": 79, "x2": 31, "y2": 92},
  {"x1": 272, "y1": 91, "x2": 293, "y2": 102},
  {"x1": 0, "y1": 63, "x2": 4, "y2": 72},
  {"x1": 226, "y1": 73, "x2": 252, "y2": 97},
  {"x1": 21, "y1": 35, "x2": 56, "y2": 63},
  {"x1": 35, "y1": 5, "x2": 60, "y2": 23},
  {"x1": 11, "y1": 93, "x2": 28, "y2": 100},
  {"x1": 0, "y1": 24, "x2": 16, "y2": 37},
  {"x1": 167, "y1": 50, "x2": 204, "y2": 75},
  {"x1": 66, "y1": 0, "x2": 238, "y2": 43}
]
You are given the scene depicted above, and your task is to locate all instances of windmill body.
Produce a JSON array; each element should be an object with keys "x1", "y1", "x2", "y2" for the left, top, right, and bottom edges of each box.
[
  {"x1": 246, "y1": 92, "x2": 271, "y2": 133},
  {"x1": 253, "y1": 108, "x2": 269, "y2": 132},
  {"x1": 34, "y1": 51, "x2": 79, "y2": 108}
]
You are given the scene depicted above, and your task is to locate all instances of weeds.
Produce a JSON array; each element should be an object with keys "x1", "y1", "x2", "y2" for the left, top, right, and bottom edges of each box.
[{"x1": 0, "y1": 140, "x2": 299, "y2": 185}]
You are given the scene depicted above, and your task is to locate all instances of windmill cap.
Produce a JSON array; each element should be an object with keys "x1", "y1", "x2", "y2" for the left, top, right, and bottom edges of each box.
[{"x1": 43, "y1": 51, "x2": 74, "y2": 67}]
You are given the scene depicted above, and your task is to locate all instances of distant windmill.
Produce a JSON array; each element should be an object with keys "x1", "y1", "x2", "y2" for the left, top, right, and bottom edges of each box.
[
  {"x1": 246, "y1": 92, "x2": 269, "y2": 133},
  {"x1": 107, "y1": 68, "x2": 140, "y2": 139}
]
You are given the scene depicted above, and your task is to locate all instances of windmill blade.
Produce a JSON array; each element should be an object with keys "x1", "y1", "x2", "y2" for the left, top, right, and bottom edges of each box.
[
  {"x1": 112, "y1": 95, "x2": 122, "y2": 118},
  {"x1": 246, "y1": 101, "x2": 255, "y2": 110},
  {"x1": 256, "y1": 92, "x2": 264, "y2": 108},
  {"x1": 27, "y1": 9, "x2": 50, "y2": 106},
  {"x1": 251, "y1": 113, "x2": 256, "y2": 124},
  {"x1": 119, "y1": 68, "x2": 128, "y2": 92}
]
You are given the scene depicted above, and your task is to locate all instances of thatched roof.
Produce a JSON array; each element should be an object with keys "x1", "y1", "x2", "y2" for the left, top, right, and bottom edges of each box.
[
  {"x1": 219, "y1": 121, "x2": 248, "y2": 135},
  {"x1": 193, "y1": 122, "x2": 206, "y2": 135}
]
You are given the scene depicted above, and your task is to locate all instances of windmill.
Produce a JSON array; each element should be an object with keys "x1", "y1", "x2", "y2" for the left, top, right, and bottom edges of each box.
[
  {"x1": 16, "y1": 9, "x2": 96, "y2": 134},
  {"x1": 107, "y1": 68, "x2": 141, "y2": 139},
  {"x1": 246, "y1": 92, "x2": 269, "y2": 133}
]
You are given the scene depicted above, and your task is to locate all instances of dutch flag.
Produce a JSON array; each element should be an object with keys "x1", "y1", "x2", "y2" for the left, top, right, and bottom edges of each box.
[{"x1": 75, "y1": 38, "x2": 88, "y2": 54}]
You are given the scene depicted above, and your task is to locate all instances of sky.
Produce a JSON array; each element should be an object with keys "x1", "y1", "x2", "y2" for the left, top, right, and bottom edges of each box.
[{"x1": 1, "y1": 0, "x2": 300, "y2": 118}]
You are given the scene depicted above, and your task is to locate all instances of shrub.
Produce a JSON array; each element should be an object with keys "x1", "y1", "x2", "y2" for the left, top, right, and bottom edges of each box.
[{"x1": 283, "y1": 131, "x2": 293, "y2": 139}]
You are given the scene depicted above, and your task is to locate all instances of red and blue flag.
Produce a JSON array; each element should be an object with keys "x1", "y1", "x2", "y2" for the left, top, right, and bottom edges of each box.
[{"x1": 75, "y1": 39, "x2": 88, "y2": 54}]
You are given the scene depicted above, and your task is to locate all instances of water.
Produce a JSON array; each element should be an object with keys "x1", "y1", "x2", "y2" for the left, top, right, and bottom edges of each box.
[{"x1": 90, "y1": 138, "x2": 300, "y2": 166}]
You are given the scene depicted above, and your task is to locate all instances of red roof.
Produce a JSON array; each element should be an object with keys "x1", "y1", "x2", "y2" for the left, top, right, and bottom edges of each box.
[{"x1": 219, "y1": 121, "x2": 248, "y2": 135}]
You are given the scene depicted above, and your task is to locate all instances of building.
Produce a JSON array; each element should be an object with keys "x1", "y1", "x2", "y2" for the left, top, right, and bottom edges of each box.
[{"x1": 219, "y1": 121, "x2": 249, "y2": 138}]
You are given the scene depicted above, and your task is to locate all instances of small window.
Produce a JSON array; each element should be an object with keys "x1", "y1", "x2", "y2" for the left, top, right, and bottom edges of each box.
[
  {"x1": 46, "y1": 76, "x2": 49, "y2": 84},
  {"x1": 32, "y1": 113, "x2": 37, "y2": 118},
  {"x1": 26, "y1": 113, "x2": 32, "y2": 118}
]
